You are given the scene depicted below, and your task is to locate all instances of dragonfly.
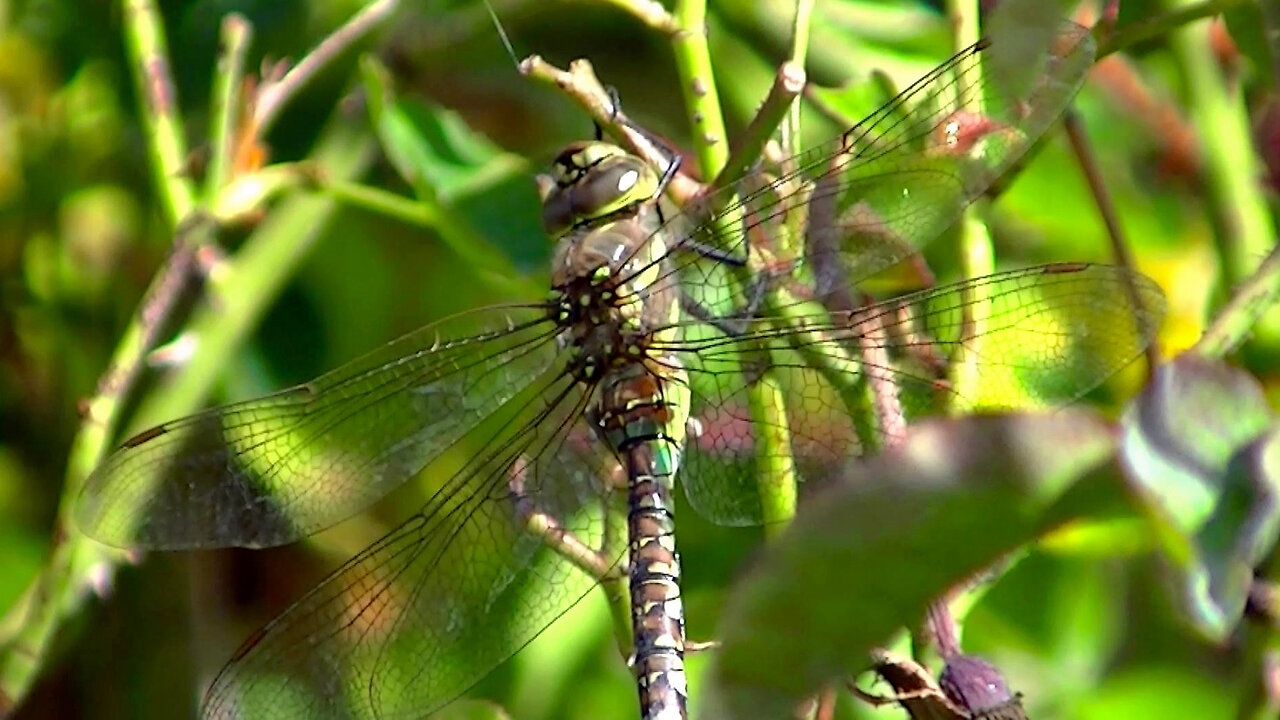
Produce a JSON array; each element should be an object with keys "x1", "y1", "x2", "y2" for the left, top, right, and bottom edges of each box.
[{"x1": 76, "y1": 20, "x2": 1163, "y2": 720}]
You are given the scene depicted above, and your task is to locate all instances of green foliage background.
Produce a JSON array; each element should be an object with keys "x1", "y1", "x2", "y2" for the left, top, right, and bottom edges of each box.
[{"x1": 0, "y1": 0, "x2": 1275, "y2": 718}]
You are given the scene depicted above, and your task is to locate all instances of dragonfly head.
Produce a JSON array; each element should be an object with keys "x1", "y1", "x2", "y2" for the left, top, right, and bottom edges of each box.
[{"x1": 539, "y1": 141, "x2": 659, "y2": 238}]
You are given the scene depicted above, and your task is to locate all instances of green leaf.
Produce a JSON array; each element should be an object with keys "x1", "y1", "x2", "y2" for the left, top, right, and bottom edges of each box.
[
  {"x1": 704, "y1": 411, "x2": 1125, "y2": 720},
  {"x1": 358, "y1": 55, "x2": 545, "y2": 287},
  {"x1": 360, "y1": 56, "x2": 522, "y2": 204},
  {"x1": 1121, "y1": 354, "x2": 1280, "y2": 638}
]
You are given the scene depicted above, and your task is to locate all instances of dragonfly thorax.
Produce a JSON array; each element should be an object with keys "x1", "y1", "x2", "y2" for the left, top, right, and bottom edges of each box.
[
  {"x1": 547, "y1": 172, "x2": 678, "y2": 386},
  {"x1": 551, "y1": 213, "x2": 673, "y2": 384}
]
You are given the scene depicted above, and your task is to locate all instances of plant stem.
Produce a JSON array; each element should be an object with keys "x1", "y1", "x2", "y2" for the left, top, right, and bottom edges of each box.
[
  {"x1": 1166, "y1": 0, "x2": 1280, "y2": 349},
  {"x1": 596, "y1": 0, "x2": 679, "y2": 34},
  {"x1": 1193, "y1": 242, "x2": 1280, "y2": 358},
  {"x1": 947, "y1": 0, "x2": 992, "y2": 404},
  {"x1": 122, "y1": 0, "x2": 197, "y2": 224},
  {"x1": 519, "y1": 55, "x2": 704, "y2": 202},
  {"x1": 253, "y1": 0, "x2": 401, "y2": 134},
  {"x1": 321, "y1": 177, "x2": 541, "y2": 299},
  {"x1": 1063, "y1": 110, "x2": 1162, "y2": 373},
  {"x1": 129, "y1": 126, "x2": 374, "y2": 432},
  {"x1": 711, "y1": 62, "x2": 805, "y2": 191},
  {"x1": 324, "y1": 178, "x2": 437, "y2": 227},
  {"x1": 206, "y1": 13, "x2": 252, "y2": 200},
  {"x1": 779, "y1": 0, "x2": 814, "y2": 157},
  {"x1": 1099, "y1": 0, "x2": 1248, "y2": 58},
  {"x1": 2, "y1": 3, "x2": 211, "y2": 703},
  {"x1": 750, "y1": 374, "x2": 797, "y2": 537},
  {"x1": 948, "y1": 0, "x2": 991, "y2": 281},
  {"x1": 0, "y1": 124, "x2": 372, "y2": 710},
  {"x1": 671, "y1": 0, "x2": 729, "y2": 177}
]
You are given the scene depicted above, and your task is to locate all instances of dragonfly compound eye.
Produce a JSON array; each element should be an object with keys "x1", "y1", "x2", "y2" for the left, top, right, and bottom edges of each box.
[{"x1": 540, "y1": 142, "x2": 659, "y2": 237}]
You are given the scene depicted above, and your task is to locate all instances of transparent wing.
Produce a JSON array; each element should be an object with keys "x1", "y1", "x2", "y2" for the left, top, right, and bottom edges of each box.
[
  {"x1": 76, "y1": 306, "x2": 563, "y2": 549},
  {"x1": 670, "y1": 264, "x2": 1165, "y2": 525},
  {"x1": 200, "y1": 364, "x2": 625, "y2": 719},
  {"x1": 644, "y1": 21, "x2": 1094, "y2": 302}
]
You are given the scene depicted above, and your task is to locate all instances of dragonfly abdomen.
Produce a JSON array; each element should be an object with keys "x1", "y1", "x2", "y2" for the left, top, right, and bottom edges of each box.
[
  {"x1": 624, "y1": 438, "x2": 688, "y2": 720},
  {"x1": 596, "y1": 364, "x2": 691, "y2": 720}
]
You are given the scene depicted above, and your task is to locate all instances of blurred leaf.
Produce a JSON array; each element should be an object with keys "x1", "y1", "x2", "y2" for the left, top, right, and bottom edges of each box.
[
  {"x1": 712, "y1": 0, "x2": 949, "y2": 89},
  {"x1": 1038, "y1": 517, "x2": 1153, "y2": 557},
  {"x1": 1121, "y1": 354, "x2": 1280, "y2": 638},
  {"x1": 1071, "y1": 667, "x2": 1234, "y2": 719},
  {"x1": 1123, "y1": 356, "x2": 1272, "y2": 525},
  {"x1": 434, "y1": 699, "x2": 512, "y2": 720},
  {"x1": 705, "y1": 411, "x2": 1126, "y2": 720},
  {"x1": 1223, "y1": 4, "x2": 1275, "y2": 91}
]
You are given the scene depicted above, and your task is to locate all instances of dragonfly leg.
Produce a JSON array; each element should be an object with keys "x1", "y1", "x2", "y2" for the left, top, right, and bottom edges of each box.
[
  {"x1": 678, "y1": 271, "x2": 770, "y2": 337},
  {"x1": 508, "y1": 463, "x2": 621, "y2": 581},
  {"x1": 600, "y1": 86, "x2": 685, "y2": 203},
  {"x1": 680, "y1": 293, "x2": 749, "y2": 337}
]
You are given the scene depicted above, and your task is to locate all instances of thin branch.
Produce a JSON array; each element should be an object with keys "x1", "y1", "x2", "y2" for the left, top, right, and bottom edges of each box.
[
  {"x1": 1098, "y1": 0, "x2": 1249, "y2": 58},
  {"x1": 1062, "y1": 109, "x2": 1162, "y2": 374},
  {"x1": 1193, "y1": 242, "x2": 1280, "y2": 358},
  {"x1": 519, "y1": 55, "x2": 703, "y2": 202},
  {"x1": 778, "y1": 0, "x2": 814, "y2": 158},
  {"x1": 252, "y1": 0, "x2": 401, "y2": 134},
  {"x1": 711, "y1": 62, "x2": 805, "y2": 192},
  {"x1": 855, "y1": 309, "x2": 906, "y2": 443},
  {"x1": 595, "y1": 0, "x2": 679, "y2": 34},
  {"x1": 509, "y1": 468, "x2": 621, "y2": 582}
]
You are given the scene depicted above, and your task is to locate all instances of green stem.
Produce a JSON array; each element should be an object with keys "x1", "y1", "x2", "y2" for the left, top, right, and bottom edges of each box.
[
  {"x1": 672, "y1": 0, "x2": 729, "y2": 177},
  {"x1": 1194, "y1": 242, "x2": 1280, "y2": 358},
  {"x1": 1166, "y1": 0, "x2": 1280, "y2": 348},
  {"x1": 206, "y1": 14, "x2": 252, "y2": 200},
  {"x1": 750, "y1": 374, "x2": 798, "y2": 537},
  {"x1": 948, "y1": 0, "x2": 981, "y2": 54},
  {"x1": 779, "y1": 0, "x2": 814, "y2": 157},
  {"x1": 596, "y1": 0, "x2": 679, "y2": 33},
  {"x1": 128, "y1": 126, "x2": 374, "y2": 432},
  {"x1": 952, "y1": 212, "x2": 993, "y2": 407},
  {"x1": 1098, "y1": 0, "x2": 1248, "y2": 58},
  {"x1": 320, "y1": 178, "x2": 541, "y2": 299},
  {"x1": 122, "y1": 0, "x2": 198, "y2": 224},
  {"x1": 253, "y1": 0, "x2": 401, "y2": 134},
  {"x1": 947, "y1": 0, "x2": 992, "y2": 404},
  {"x1": 787, "y1": 0, "x2": 814, "y2": 66},
  {"x1": 769, "y1": 296, "x2": 879, "y2": 453},
  {"x1": 324, "y1": 179, "x2": 437, "y2": 227},
  {"x1": 671, "y1": 0, "x2": 804, "y2": 537},
  {"x1": 711, "y1": 62, "x2": 805, "y2": 191}
]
